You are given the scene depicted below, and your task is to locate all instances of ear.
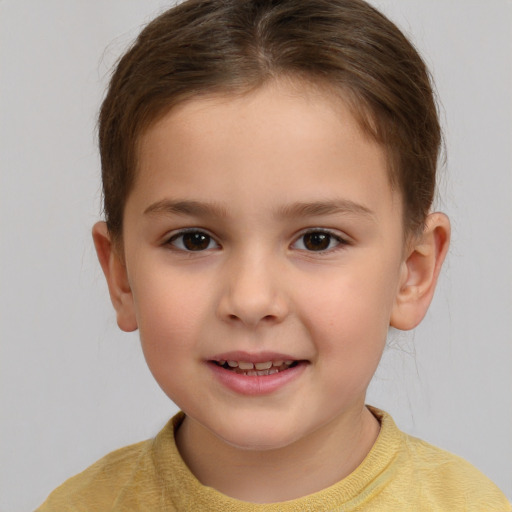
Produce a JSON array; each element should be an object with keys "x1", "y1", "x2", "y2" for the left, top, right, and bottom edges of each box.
[
  {"x1": 92, "y1": 221, "x2": 138, "y2": 332},
  {"x1": 390, "y1": 213, "x2": 450, "y2": 330}
]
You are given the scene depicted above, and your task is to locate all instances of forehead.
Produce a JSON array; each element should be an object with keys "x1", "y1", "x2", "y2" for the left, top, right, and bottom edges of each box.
[{"x1": 131, "y1": 80, "x2": 400, "y2": 221}]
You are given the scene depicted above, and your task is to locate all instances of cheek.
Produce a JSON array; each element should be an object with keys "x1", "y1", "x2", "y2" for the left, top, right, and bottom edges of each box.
[
  {"x1": 301, "y1": 264, "x2": 398, "y2": 364},
  {"x1": 132, "y1": 263, "x2": 209, "y2": 328},
  {"x1": 135, "y1": 290, "x2": 207, "y2": 406},
  {"x1": 309, "y1": 291, "x2": 389, "y2": 405},
  {"x1": 130, "y1": 272, "x2": 211, "y2": 374}
]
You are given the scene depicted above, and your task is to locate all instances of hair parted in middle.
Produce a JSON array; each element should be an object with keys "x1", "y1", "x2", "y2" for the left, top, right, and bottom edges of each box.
[{"x1": 99, "y1": 0, "x2": 441, "y2": 243}]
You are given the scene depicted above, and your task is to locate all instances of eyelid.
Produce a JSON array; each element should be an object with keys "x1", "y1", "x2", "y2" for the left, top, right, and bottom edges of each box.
[
  {"x1": 162, "y1": 227, "x2": 349, "y2": 253},
  {"x1": 291, "y1": 228, "x2": 350, "y2": 252},
  {"x1": 165, "y1": 227, "x2": 221, "y2": 251}
]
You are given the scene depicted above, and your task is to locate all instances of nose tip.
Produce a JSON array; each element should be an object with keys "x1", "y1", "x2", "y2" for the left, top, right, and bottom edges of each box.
[{"x1": 217, "y1": 258, "x2": 289, "y2": 328}]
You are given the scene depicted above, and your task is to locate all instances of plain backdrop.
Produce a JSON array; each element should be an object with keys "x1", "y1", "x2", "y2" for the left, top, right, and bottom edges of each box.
[{"x1": 1, "y1": 1, "x2": 511, "y2": 510}]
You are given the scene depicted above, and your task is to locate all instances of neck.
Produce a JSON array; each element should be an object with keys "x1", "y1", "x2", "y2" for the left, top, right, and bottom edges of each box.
[{"x1": 175, "y1": 405, "x2": 380, "y2": 503}]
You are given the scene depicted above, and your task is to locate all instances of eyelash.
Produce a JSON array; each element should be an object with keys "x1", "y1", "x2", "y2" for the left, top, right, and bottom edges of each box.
[
  {"x1": 166, "y1": 228, "x2": 220, "y2": 252},
  {"x1": 292, "y1": 229, "x2": 349, "y2": 253},
  {"x1": 164, "y1": 228, "x2": 349, "y2": 253}
]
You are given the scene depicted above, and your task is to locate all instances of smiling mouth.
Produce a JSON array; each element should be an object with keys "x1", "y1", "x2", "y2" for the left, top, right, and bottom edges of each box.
[{"x1": 211, "y1": 360, "x2": 299, "y2": 376}]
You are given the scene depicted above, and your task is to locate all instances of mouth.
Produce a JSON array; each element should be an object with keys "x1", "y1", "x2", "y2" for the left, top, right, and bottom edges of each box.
[
  {"x1": 211, "y1": 359, "x2": 299, "y2": 376},
  {"x1": 208, "y1": 354, "x2": 308, "y2": 395}
]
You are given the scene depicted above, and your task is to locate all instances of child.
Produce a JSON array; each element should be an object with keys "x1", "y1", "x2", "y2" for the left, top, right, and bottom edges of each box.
[{"x1": 37, "y1": 0, "x2": 510, "y2": 510}]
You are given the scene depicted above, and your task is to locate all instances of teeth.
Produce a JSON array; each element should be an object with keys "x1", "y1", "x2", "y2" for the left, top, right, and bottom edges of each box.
[
  {"x1": 249, "y1": 369, "x2": 280, "y2": 376},
  {"x1": 255, "y1": 361, "x2": 273, "y2": 370},
  {"x1": 218, "y1": 359, "x2": 297, "y2": 372}
]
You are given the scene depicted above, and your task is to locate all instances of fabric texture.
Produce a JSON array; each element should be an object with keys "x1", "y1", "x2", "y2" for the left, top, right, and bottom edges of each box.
[{"x1": 37, "y1": 407, "x2": 511, "y2": 511}]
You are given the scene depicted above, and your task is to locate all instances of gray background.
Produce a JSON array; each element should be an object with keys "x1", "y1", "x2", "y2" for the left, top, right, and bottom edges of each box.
[{"x1": 1, "y1": 1, "x2": 510, "y2": 510}]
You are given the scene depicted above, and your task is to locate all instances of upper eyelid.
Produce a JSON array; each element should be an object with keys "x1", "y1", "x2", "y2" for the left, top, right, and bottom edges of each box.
[
  {"x1": 164, "y1": 228, "x2": 221, "y2": 248},
  {"x1": 294, "y1": 227, "x2": 349, "y2": 241},
  {"x1": 166, "y1": 227, "x2": 216, "y2": 240},
  {"x1": 290, "y1": 228, "x2": 351, "y2": 252}
]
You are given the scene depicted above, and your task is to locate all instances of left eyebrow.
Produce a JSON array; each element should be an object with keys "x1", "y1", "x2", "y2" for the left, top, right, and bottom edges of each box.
[{"x1": 276, "y1": 199, "x2": 375, "y2": 220}]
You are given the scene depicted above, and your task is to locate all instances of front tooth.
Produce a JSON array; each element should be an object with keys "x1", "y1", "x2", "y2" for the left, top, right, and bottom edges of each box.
[
  {"x1": 227, "y1": 361, "x2": 239, "y2": 368},
  {"x1": 238, "y1": 361, "x2": 254, "y2": 370},
  {"x1": 255, "y1": 361, "x2": 272, "y2": 370}
]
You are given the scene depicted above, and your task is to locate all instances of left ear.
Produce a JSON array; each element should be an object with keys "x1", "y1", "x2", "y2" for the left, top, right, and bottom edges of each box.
[{"x1": 390, "y1": 212, "x2": 450, "y2": 330}]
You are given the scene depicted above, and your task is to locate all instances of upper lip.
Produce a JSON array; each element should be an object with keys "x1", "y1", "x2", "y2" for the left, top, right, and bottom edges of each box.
[{"x1": 209, "y1": 351, "x2": 301, "y2": 364}]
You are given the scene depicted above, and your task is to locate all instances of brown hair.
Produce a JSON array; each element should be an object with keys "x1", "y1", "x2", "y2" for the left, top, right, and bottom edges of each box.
[{"x1": 99, "y1": 0, "x2": 441, "y2": 242}]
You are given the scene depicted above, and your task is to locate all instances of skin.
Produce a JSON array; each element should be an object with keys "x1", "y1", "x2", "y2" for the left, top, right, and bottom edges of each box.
[{"x1": 93, "y1": 80, "x2": 450, "y2": 503}]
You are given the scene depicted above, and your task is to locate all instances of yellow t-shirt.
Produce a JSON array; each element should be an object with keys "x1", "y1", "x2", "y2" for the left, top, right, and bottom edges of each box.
[{"x1": 37, "y1": 407, "x2": 510, "y2": 511}]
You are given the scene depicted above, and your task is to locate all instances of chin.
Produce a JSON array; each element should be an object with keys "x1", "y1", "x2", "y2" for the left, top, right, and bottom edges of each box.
[{"x1": 212, "y1": 417, "x2": 304, "y2": 452}]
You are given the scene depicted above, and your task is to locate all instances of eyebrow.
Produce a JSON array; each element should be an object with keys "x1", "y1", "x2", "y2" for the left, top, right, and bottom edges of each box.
[
  {"x1": 277, "y1": 199, "x2": 375, "y2": 220},
  {"x1": 144, "y1": 198, "x2": 374, "y2": 220},
  {"x1": 144, "y1": 199, "x2": 229, "y2": 218}
]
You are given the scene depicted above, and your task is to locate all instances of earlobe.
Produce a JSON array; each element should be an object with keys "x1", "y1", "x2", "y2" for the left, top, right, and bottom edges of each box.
[
  {"x1": 390, "y1": 213, "x2": 450, "y2": 330},
  {"x1": 92, "y1": 222, "x2": 138, "y2": 332}
]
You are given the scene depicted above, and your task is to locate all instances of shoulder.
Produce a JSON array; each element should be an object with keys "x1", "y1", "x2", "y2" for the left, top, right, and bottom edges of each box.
[
  {"x1": 399, "y1": 430, "x2": 511, "y2": 511},
  {"x1": 368, "y1": 408, "x2": 510, "y2": 511},
  {"x1": 36, "y1": 438, "x2": 153, "y2": 512}
]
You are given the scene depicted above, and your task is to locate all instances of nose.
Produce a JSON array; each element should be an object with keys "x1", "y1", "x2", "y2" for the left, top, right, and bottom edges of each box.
[{"x1": 216, "y1": 251, "x2": 289, "y2": 329}]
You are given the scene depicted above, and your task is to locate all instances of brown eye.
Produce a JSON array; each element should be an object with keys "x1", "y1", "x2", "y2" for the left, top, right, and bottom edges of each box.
[
  {"x1": 292, "y1": 230, "x2": 344, "y2": 252},
  {"x1": 302, "y1": 232, "x2": 331, "y2": 251},
  {"x1": 169, "y1": 231, "x2": 218, "y2": 251}
]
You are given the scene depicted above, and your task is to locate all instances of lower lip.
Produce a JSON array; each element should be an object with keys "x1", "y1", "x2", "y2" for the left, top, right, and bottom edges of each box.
[{"x1": 208, "y1": 361, "x2": 307, "y2": 396}]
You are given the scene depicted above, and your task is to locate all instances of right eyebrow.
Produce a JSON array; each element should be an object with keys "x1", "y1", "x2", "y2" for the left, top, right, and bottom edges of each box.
[{"x1": 143, "y1": 199, "x2": 229, "y2": 218}]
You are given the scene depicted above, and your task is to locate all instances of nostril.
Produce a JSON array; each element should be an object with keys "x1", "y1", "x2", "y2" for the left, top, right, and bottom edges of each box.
[
  {"x1": 218, "y1": 286, "x2": 289, "y2": 327},
  {"x1": 227, "y1": 313, "x2": 279, "y2": 326}
]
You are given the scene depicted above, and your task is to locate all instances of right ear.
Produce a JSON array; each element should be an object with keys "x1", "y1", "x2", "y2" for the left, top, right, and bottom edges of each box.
[{"x1": 92, "y1": 222, "x2": 138, "y2": 332}]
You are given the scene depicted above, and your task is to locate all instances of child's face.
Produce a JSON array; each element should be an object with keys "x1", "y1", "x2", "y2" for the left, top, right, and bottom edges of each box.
[{"x1": 118, "y1": 81, "x2": 408, "y2": 450}]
